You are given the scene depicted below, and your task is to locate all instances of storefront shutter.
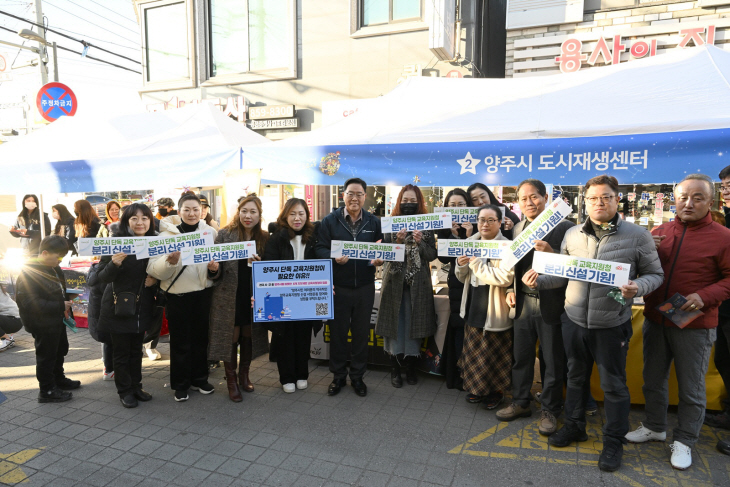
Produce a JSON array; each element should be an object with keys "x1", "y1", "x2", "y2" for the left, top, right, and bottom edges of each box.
[{"x1": 506, "y1": 0, "x2": 585, "y2": 30}]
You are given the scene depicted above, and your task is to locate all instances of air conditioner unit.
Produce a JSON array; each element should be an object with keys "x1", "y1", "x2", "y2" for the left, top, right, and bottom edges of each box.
[{"x1": 429, "y1": 0, "x2": 456, "y2": 61}]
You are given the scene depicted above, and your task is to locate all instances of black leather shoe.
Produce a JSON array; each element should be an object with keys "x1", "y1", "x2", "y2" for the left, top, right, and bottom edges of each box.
[
  {"x1": 548, "y1": 425, "x2": 588, "y2": 448},
  {"x1": 327, "y1": 379, "x2": 346, "y2": 396},
  {"x1": 598, "y1": 439, "x2": 623, "y2": 472},
  {"x1": 717, "y1": 439, "x2": 730, "y2": 456},
  {"x1": 120, "y1": 394, "x2": 138, "y2": 408},
  {"x1": 134, "y1": 389, "x2": 152, "y2": 402},
  {"x1": 38, "y1": 388, "x2": 72, "y2": 403},
  {"x1": 351, "y1": 379, "x2": 367, "y2": 397},
  {"x1": 56, "y1": 378, "x2": 81, "y2": 390}
]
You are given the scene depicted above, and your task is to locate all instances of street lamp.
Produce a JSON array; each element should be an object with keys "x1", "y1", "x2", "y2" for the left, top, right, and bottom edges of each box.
[{"x1": 17, "y1": 28, "x2": 57, "y2": 83}]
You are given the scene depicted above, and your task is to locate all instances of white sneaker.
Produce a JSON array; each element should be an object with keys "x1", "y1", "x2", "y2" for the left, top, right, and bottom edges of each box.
[
  {"x1": 0, "y1": 338, "x2": 11, "y2": 351},
  {"x1": 103, "y1": 369, "x2": 115, "y2": 381},
  {"x1": 283, "y1": 383, "x2": 296, "y2": 393},
  {"x1": 146, "y1": 348, "x2": 161, "y2": 361},
  {"x1": 296, "y1": 380, "x2": 307, "y2": 390},
  {"x1": 625, "y1": 423, "x2": 666, "y2": 443},
  {"x1": 670, "y1": 441, "x2": 692, "y2": 470}
]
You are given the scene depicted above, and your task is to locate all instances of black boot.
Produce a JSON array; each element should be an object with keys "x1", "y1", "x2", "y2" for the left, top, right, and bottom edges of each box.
[
  {"x1": 391, "y1": 355, "x2": 403, "y2": 388},
  {"x1": 405, "y1": 356, "x2": 418, "y2": 385}
]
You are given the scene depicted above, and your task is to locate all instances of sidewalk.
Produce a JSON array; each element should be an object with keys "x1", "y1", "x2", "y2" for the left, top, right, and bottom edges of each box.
[{"x1": 1, "y1": 328, "x2": 729, "y2": 487}]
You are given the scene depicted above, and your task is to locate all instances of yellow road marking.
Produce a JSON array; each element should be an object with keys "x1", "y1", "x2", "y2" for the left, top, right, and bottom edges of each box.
[{"x1": 0, "y1": 448, "x2": 43, "y2": 484}]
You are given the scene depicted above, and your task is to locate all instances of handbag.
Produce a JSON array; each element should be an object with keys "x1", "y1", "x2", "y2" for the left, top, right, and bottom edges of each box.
[
  {"x1": 113, "y1": 280, "x2": 145, "y2": 317},
  {"x1": 155, "y1": 266, "x2": 187, "y2": 309}
]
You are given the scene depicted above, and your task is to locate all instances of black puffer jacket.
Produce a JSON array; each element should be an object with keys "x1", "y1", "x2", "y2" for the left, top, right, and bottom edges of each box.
[
  {"x1": 86, "y1": 262, "x2": 110, "y2": 343},
  {"x1": 16, "y1": 262, "x2": 69, "y2": 334},
  {"x1": 96, "y1": 225, "x2": 158, "y2": 335}
]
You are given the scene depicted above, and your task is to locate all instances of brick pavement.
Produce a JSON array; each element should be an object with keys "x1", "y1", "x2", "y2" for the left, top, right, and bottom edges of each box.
[{"x1": 1, "y1": 328, "x2": 730, "y2": 486}]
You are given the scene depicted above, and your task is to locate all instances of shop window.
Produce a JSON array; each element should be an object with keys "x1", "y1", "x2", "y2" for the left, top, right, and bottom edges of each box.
[
  {"x1": 138, "y1": 0, "x2": 197, "y2": 92},
  {"x1": 351, "y1": 0, "x2": 428, "y2": 38},
  {"x1": 584, "y1": 0, "x2": 638, "y2": 12},
  {"x1": 204, "y1": 0, "x2": 297, "y2": 86}
]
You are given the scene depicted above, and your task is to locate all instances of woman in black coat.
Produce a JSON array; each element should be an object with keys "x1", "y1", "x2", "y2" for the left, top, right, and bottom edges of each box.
[
  {"x1": 262, "y1": 198, "x2": 320, "y2": 394},
  {"x1": 97, "y1": 204, "x2": 158, "y2": 408},
  {"x1": 51, "y1": 204, "x2": 77, "y2": 254},
  {"x1": 467, "y1": 183, "x2": 519, "y2": 240}
]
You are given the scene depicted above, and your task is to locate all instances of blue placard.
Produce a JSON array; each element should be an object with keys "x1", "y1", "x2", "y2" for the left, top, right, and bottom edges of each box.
[{"x1": 252, "y1": 259, "x2": 334, "y2": 322}]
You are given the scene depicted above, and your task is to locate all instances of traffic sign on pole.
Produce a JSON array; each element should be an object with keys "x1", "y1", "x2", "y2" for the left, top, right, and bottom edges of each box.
[{"x1": 36, "y1": 82, "x2": 77, "y2": 122}]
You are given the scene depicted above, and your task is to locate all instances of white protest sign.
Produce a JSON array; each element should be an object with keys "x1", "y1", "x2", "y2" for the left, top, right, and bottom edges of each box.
[
  {"x1": 500, "y1": 198, "x2": 572, "y2": 271},
  {"x1": 435, "y1": 207, "x2": 505, "y2": 224},
  {"x1": 381, "y1": 213, "x2": 451, "y2": 233},
  {"x1": 76, "y1": 237, "x2": 150, "y2": 257},
  {"x1": 330, "y1": 241, "x2": 405, "y2": 262},
  {"x1": 136, "y1": 230, "x2": 215, "y2": 259},
  {"x1": 180, "y1": 241, "x2": 256, "y2": 266},
  {"x1": 437, "y1": 239, "x2": 511, "y2": 259},
  {"x1": 532, "y1": 251, "x2": 630, "y2": 287}
]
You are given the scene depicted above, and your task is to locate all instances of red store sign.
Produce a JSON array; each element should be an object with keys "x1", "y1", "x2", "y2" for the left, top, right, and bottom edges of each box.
[{"x1": 555, "y1": 25, "x2": 716, "y2": 73}]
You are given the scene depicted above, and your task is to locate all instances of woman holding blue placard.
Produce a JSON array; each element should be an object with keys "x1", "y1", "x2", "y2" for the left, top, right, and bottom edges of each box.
[
  {"x1": 97, "y1": 203, "x2": 159, "y2": 409},
  {"x1": 147, "y1": 193, "x2": 219, "y2": 403},
  {"x1": 262, "y1": 198, "x2": 320, "y2": 394},
  {"x1": 208, "y1": 194, "x2": 269, "y2": 402},
  {"x1": 376, "y1": 184, "x2": 437, "y2": 388}
]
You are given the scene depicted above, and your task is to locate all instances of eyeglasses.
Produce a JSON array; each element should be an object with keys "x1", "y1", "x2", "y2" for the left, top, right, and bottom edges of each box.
[
  {"x1": 720, "y1": 185, "x2": 730, "y2": 192},
  {"x1": 477, "y1": 218, "x2": 500, "y2": 226},
  {"x1": 345, "y1": 192, "x2": 365, "y2": 198},
  {"x1": 585, "y1": 195, "x2": 615, "y2": 205}
]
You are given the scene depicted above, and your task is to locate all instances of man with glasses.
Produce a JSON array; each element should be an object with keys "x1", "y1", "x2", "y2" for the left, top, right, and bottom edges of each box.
[
  {"x1": 497, "y1": 179, "x2": 574, "y2": 436},
  {"x1": 528, "y1": 175, "x2": 663, "y2": 472},
  {"x1": 627, "y1": 174, "x2": 730, "y2": 470},
  {"x1": 316, "y1": 178, "x2": 383, "y2": 397}
]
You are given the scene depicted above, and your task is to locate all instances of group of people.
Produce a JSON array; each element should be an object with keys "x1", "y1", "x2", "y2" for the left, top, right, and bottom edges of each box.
[{"x1": 6, "y1": 170, "x2": 730, "y2": 474}]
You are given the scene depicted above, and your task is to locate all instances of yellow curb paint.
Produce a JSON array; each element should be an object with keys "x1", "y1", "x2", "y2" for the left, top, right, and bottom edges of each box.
[{"x1": 0, "y1": 448, "x2": 43, "y2": 484}]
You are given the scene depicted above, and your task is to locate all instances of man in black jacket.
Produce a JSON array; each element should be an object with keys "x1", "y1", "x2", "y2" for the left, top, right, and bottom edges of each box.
[
  {"x1": 316, "y1": 178, "x2": 383, "y2": 397},
  {"x1": 497, "y1": 179, "x2": 574, "y2": 436},
  {"x1": 16, "y1": 236, "x2": 80, "y2": 403}
]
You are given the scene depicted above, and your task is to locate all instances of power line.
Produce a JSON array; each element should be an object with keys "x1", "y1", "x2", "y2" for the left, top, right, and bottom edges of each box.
[
  {"x1": 87, "y1": 0, "x2": 138, "y2": 25},
  {"x1": 41, "y1": 1, "x2": 138, "y2": 45},
  {"x1": 63, "y1": 0, "x2": 140, "y2": 35},
  {"x1": 0, "y1": 9, "x2": 141, "y2": 65},
  {"x1": 51, "y1": 25, "x2": 140, "y2": 52}
]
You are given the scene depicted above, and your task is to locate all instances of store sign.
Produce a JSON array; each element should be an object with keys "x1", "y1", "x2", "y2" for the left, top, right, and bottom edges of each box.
[
  {"x1": 250, "y1": 118, "x2": 298, "y2": 130},
  {"x1": 249, "y1": 104, "x2": 295, "y2": 120},
  {"x1": 556, "y1": 25, "x2": 716, "y2": 73}
]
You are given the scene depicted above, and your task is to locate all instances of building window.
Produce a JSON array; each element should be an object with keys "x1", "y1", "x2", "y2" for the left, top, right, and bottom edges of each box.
[
  {"x1": 205, "y1": 0, "x2": 297, "y2": 85},
  {"x1": 584, "y1": 0, "x2": 637, "y2": 11},
  {"x1": 138, "y1": 0, "x2": 196, "y2": 91},
  {"x1": 362, "y1": 0, "x2": 422, "y2": 26}
]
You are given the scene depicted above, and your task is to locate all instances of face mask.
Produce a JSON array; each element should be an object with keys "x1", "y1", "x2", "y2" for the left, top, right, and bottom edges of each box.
[
  {"x1": 400, "y1": 203, "x2": 418, "y2": 215},
  {"x1": 25, "y1": 202, "x2": 37, "y2": 211},
  {"x1": 159, "y1": 208, "x2": 168, "y2": 216}
]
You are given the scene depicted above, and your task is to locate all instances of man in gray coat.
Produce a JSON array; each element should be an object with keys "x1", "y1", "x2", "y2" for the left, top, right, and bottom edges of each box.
[{"x1": 526, "y1": 175, "x2": 663, "y2": 472}]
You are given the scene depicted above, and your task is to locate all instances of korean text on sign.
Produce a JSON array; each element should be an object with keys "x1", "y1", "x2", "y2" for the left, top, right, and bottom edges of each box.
[
  {"x1": 434, "y1": 207, "x2": 480, "y2": 224},
  {"x1": 330, "y1": 241, "x2": 405, "y2": 262},
  {"x1": 76, "y1": 237, "x2": 150, "y2": 257},
  {"x1": 532, "y1": 251, "x2": 631, "y2": 287},
  {"x1": 137, "y1": 230, "x2": 215, "y2": 259},
  {"x1": 180, "y1": 241, "x2": 256, "y2": 266},
  {"x1": 381, "y1": 213, "x2": 451, "y2": 233},
  {"x1": 436, "y1": 239, "x2": 511, "y2": 259},
  {"x1": 500, "y1": 198, "x2": 572, "y2": 271},
  {"x1": 480, "y1": 150, "x2": 648, "y2": 175}
]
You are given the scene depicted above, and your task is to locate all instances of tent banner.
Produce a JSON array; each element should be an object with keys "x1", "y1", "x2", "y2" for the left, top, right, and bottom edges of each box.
[{"x1": 242, "y1": 128, "x2": 730, "y2": 186}]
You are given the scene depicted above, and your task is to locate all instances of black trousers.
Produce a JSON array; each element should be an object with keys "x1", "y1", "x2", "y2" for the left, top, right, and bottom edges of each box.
[
  {"x1": 165, "y1": 289, "x2": 213, "y2": 391},
  {"x1": 111, "y1": 332, "x2": 145, "y2": 396},
  {"x1": 562, "y1": 314, "x2": 632, "y2": 443},
  {"x1": 274, "y1": 321, "x2": 312, "y2": 385},
  {"x1": 32, "y1": 327, "x2": 69, "y2": 391},
  {"x1": 0, "y1": 315, "x2": 22, "y2": 335},
  {"x1": 329, "y1": 283, "x2": 375, "y2": 381},
  {"x1": 714, "y1": 317, "x2": 730, "y2": 410}
]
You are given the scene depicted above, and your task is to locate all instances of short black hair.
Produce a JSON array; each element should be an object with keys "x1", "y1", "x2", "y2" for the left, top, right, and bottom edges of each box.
[
  {"x1": 40, "y1": 235, "x2": 70, "y2": 256},
  {"x1": 178, "y1": 193, "x2": 201, "y2": 209},
  {"x1": 584, "y1": 174, "x2": 619, "y2": 195},
  {"x1": 477, "y1": 204, "x2": 502, "y2": 222},
  {"x1": 719, "y1": 165, "x2": 730, "y2": 180},
  {"x1": 344, "y1": 178, "x2": 367, "y2": 193},
  {"x1": 517, "y1": 179, "x2": 547, "y2": 197}
]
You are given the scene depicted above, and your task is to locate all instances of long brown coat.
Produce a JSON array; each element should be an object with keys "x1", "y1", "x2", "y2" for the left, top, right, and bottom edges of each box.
[
  {"x1": 375, "y1": 231, "x2": 437, "y2": 340},
  {"x1": 207, "y1": 227, "x2": 269, "y2": 362}
]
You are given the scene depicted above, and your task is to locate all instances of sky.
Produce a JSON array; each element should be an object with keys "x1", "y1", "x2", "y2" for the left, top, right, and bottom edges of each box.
[{"x1": 0, "y1": 0, "x2": 146, "y2": 130}]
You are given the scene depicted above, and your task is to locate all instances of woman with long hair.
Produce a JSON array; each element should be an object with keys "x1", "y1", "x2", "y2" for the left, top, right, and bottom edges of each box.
[
  {"x1": 74, "y1": 200, "x2": 102, "y2": 239},
  {"x1": 436, "y1": 188, "x2": 473, "y2": 390},
  {"x1": 466, "y1": 183, "x2": 520, "y2": 239},
  {"x1": 376, "y1": 185, "x2": 437, "y2": 387},
  {"x1": 97, "y1": 201, "x2": 122, "y2": 238},
  {"x1": 10, "y1": 194, "x2": 52, "y2": 256},
  {"x1": 262, "y1": 198, "x2": 320, "y2": 394},
  {"x1": 208, "y1": 195, "x2": 269, "y2": 402},
  {"x1": 97, "y1": 204, "x2": 159, "y2": 408},
  {"x1": 51, "y1": 204, "x2": 77, "y2": 253}
]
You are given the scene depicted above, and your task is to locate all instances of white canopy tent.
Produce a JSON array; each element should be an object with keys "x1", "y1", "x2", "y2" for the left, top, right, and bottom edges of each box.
[
  {"x1": 0, "y1": 103, "x2": 270, "y2": 193},
  {"x1": 243, "y1": 45, "x2": 730, "y2": 186}
]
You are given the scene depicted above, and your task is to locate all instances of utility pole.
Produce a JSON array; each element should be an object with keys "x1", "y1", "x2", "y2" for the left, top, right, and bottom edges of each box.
[{"x1": 34, "y1": 0, "x2": 47, "y2": 85}]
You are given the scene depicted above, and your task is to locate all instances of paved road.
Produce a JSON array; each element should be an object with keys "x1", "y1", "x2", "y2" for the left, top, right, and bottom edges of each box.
[{"x1": 1, "y1": 328, "x2": 729, "y2": 486}]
